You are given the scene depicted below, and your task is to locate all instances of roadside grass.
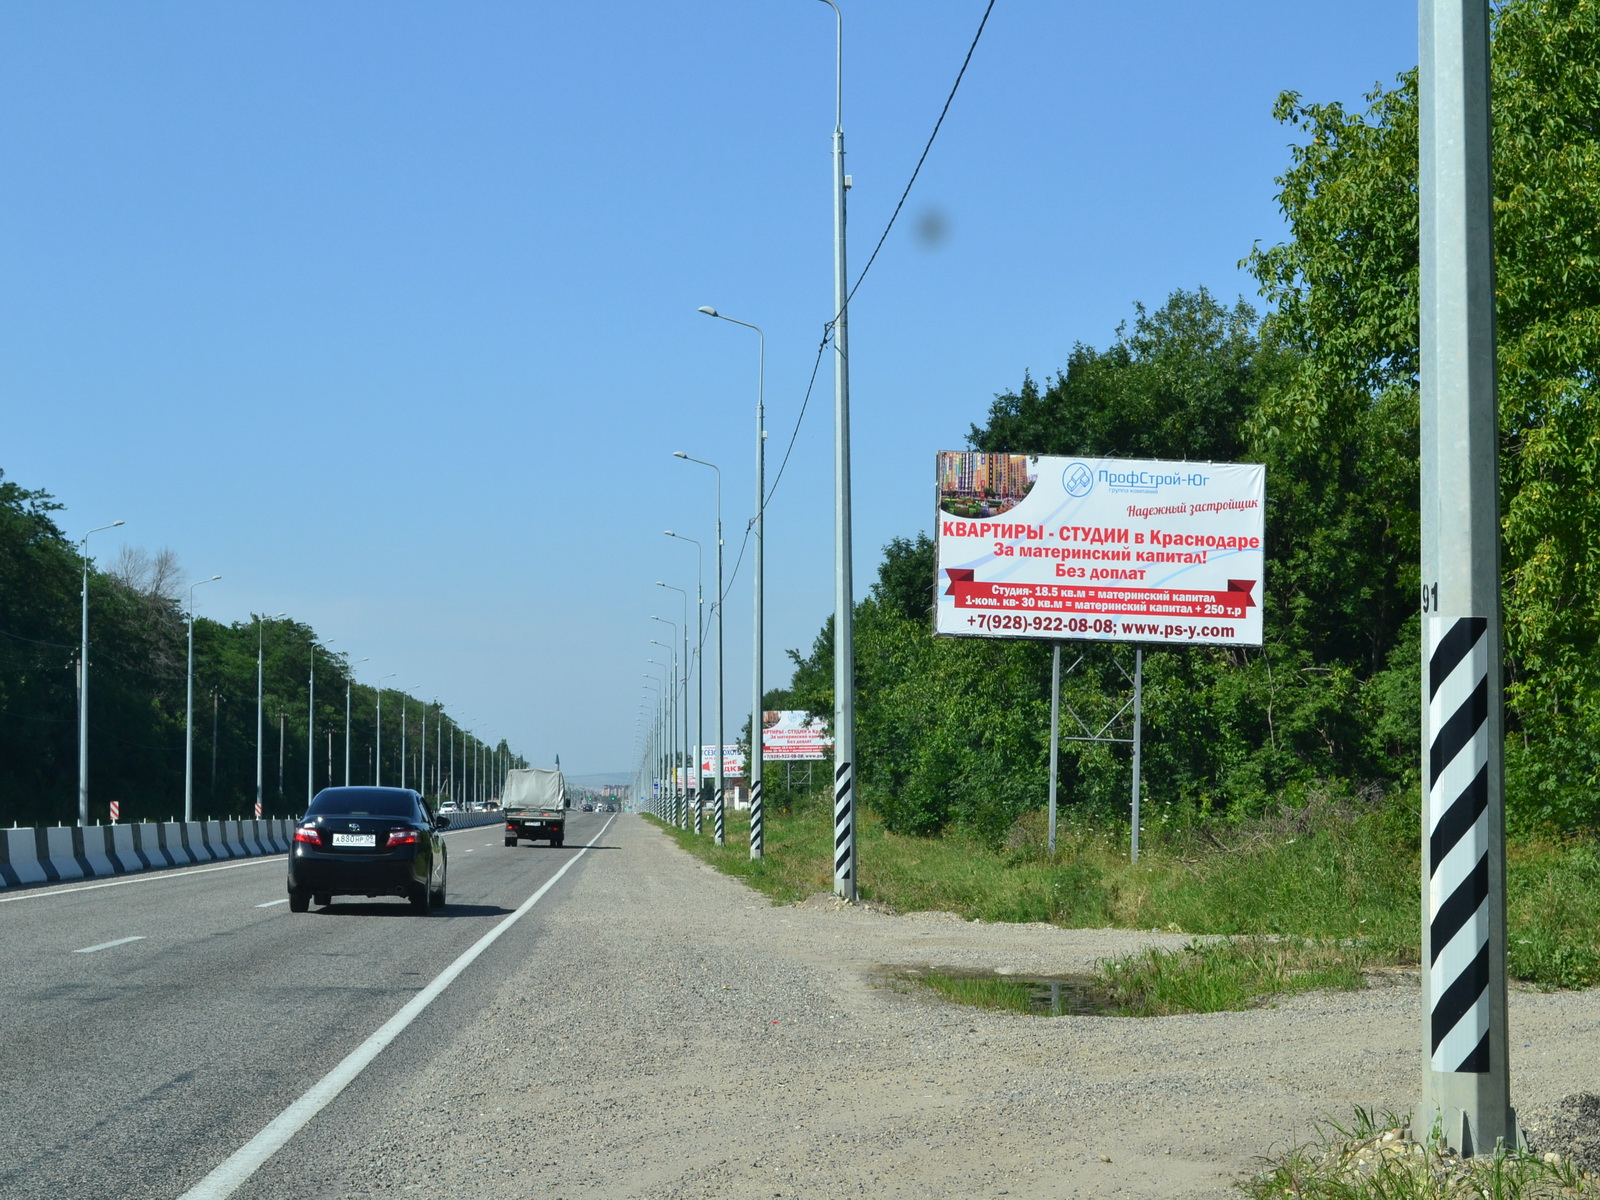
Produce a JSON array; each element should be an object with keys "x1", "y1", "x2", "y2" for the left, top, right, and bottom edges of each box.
[
  {"x1": 1095, "y1": 937, "x2": 1375, "y2": 1016},
  {"x1": 1241, "y1": 1108, "x2": 1599, "y2": 1199},
  {"x1": 647, "y1": 791, "x2": 1600, "y2": 995}
]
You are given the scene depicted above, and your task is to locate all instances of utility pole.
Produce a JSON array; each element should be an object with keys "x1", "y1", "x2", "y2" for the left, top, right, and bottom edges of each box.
[
  {"x1": 1417, "y1": 0, "x2": 1516, "y2": 1155},
  {"x1": 820, "y1": 0, "x2": 857, "y2": 901}
]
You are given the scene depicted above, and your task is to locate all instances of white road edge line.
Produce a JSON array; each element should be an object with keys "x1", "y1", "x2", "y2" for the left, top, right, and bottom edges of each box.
[
  {"x1": 178, "y1": 813, "x2": 616, "y2": 1200},
  {"x1": 75, "y1": 935, "x2": 145, "y2": 953},
  {"x1": 0, "y1": 822, "x2": 500, "y2": 906},
  {"x1": 255, "y1": 898, "x2": 289, "y2": 908}
]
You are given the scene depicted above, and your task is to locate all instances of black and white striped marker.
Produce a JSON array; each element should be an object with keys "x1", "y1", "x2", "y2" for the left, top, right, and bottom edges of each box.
[
  {"x1": 1428, "y1": 615, "x2": 1491, "y2": 1073},
  {"x1": 749, "y1": 780, "x2": 763, "y2": 859},
  {"x1": 834, "y1": 761, "x2": 853, "y2": 887}
]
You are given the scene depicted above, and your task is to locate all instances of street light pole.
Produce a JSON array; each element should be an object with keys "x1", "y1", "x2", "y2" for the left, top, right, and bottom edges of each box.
[
  {"x1": 78, "y1": 519, "x2": 123, "y2": 826},
  {"x1": 642, "y1": 680, "x2": 661, "y2": 813},
  {"x1": 697, "y1": 307, "x2": 766, "y2": 860},
  {"x1": 421, "y1": 697, "x2": 433, "y2": 801},
  {"x1": 650, "y1": 634, "x2": 679, "y2": 825},
  {"x1": 817, "y1": 0, "x2": 856, "y2": 900},
  {"x1": 256, "y1": 611, "x2": 285, "y2": 818},
  {"x1": 307, "y1": 637, "x2": 334, "y2": 809},
  {"x1": 344, "y1": 657, "x2": 368, "y2": 786},
  {"x1": 657, "y1": 583, "x2": 692, "y2": 832},
  {"x1": 184, "y1": 574, "x2": 222, "y2": 822},
  {"x1": 375, "y1": 672, "x2": 396, "y2": 785},
  {"x1": 645, "y1": 666, "x2": 669, "y2": 818},
  {"x1": 665, "y1": 532, "x2": 705, "y2": 835},
  {"x1": 674, "y1": 453, "x2": 726, "y2": 844}
]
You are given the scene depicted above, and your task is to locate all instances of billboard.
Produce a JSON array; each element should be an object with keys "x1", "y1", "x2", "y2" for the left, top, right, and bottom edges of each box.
[
  {"x1": 699, "y1": 745, "x2": 747, "y2": 776},
  {"x1": 761, "y1": 710, "x2": 833, "y2": 760},
  {"x1": 934, "y1": 452, "x2": 1265, "y2": 647}
]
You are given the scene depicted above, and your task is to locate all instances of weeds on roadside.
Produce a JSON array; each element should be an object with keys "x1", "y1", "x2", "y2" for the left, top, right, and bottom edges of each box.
[
  {"x1": 1242, "y1": 1107, "x2": 1599, "y2": 1199},
  {"x1": 1096, "y1": 937, "x2": 1373, "y2": 1016},
  {"x1": 648, "y1": 789, "x2": 1600, "y2": 994}
]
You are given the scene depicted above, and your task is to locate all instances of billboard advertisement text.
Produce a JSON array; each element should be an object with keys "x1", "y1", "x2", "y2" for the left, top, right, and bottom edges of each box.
[{"x1": 935, "y1": 452, "x2": 1265, "y2": 647}]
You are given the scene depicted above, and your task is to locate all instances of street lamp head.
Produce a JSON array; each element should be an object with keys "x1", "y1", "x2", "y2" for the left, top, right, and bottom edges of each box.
[
  {"x1": 673, "y1": 451, "x2": 687, "y2": 459},
  {"x1": 663, "y1": 530, "x2": 674, "y2": 537},
  {"x1": 111, "y1": 520, "x2": 125, "y2": 529},
  {"x1": 697, "y1": 306, "x2": 718, "y2": 317}
]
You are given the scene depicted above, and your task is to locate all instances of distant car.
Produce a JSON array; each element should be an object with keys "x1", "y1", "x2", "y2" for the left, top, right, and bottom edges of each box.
[
  {"x1": 580, "y1": 802, "x2": 594, "y2": 812},
  {"x1": 287, "y1": 786, "x2": 448, "y2": 914},
  {"x1": 438, "y1": 801, "x2": 459, "y2": 814}
]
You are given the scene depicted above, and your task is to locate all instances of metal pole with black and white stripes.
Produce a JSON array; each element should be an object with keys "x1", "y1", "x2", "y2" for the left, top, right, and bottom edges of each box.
[
  {"x1": 1417, "y1": 0, "x2": 1517, "y2": 1155},
  {"x1": 820, "y1": 0, "x2": 856, "y2": 903}
]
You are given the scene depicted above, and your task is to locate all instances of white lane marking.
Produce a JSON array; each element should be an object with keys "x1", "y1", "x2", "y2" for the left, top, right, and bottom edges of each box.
[
  {"x1": 465, "y1": 849, "x2": 475, "y2": 853},
  {"x1": 75, "y1": 935, "x2": 146, "y2": 954},
  {"x1": 178, "y1": 814, "x2": 617, "y2": 1200},
  {"x1": 255, "y1": 898, "x2": 289, "y2": 908},
  {"x1": 0, "y1": 822, "x2": 500, "y2": 907}
]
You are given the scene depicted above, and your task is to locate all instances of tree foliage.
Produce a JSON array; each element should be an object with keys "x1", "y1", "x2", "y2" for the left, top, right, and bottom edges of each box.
[
  {"x1": 0, "y1": 469, "x2": 517, "y2": 826},
  {"x1": 778, "y1": 0, "x2": 1600, "y2": 840}
]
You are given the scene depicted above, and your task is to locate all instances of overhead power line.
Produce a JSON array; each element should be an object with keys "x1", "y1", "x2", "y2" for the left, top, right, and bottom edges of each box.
[{"x1": 757, "y1": 0, "x2": 999, "y2": 522}]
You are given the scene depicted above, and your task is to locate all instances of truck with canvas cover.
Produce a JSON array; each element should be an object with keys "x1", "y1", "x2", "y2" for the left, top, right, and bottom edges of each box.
[{"x1": 503, "y1": 768, "x2": 568, "y2": 847}]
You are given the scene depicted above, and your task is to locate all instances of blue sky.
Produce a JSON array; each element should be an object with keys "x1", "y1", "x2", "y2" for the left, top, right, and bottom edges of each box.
[{"x1": 1, "y1": 2, "x2": 1417, "y2": 779}]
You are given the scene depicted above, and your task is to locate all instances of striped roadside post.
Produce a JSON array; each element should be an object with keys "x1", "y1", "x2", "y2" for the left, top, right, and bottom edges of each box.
[{"x1": 1417, "y1": 0, "x2": 1517, "y2": 1155}]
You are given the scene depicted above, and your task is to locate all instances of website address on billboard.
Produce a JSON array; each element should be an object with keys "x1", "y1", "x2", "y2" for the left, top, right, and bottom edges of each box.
[{"x1": 965, "y1": 612, "x2": 1238, "y2": 640}]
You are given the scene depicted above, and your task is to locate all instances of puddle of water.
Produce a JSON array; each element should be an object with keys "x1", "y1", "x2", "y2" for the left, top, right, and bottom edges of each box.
[{"x1": 884, "y1": 965, "x2": 1116, "y2": 1016}]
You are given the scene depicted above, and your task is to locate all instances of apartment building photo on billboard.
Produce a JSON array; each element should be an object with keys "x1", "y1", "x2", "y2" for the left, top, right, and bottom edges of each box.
[{"x1": 938, "y1": 451, "x2": 1036, "y2": 519}]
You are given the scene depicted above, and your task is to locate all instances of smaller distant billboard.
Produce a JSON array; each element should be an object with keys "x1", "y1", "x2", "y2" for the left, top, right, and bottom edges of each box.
[
  {"x1": 699, "y1": 745, "x2": 747, "y2": 777},
  {"x1": 761, "y1": 710, "x2": 833, "y2": 760}
]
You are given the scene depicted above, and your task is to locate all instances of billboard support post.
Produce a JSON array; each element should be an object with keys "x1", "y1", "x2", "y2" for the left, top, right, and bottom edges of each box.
[
  {"x1": 1417, "y1": 0, "x2": 1516, "y2": 1155},
  {"x1": 1047, "y1": 644, "x2": 1061, "y2": 855},
  {"x1": 1130, "y1": 647, "x2": 1143, "y2": 864}
]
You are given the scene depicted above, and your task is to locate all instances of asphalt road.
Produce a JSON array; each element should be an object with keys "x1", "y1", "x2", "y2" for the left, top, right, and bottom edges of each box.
[{"x1": 0, "y1": 810, "x2": 618, "y2": 1200}]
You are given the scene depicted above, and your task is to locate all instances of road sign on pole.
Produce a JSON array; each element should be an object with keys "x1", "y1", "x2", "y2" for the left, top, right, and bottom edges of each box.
[{"x1": 1417, "y1": 0, "x2": 1517, "y2": 1156}]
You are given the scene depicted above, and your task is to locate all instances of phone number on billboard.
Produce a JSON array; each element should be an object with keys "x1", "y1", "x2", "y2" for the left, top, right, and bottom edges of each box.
[{"x1": 968, "y1": 614, "x2": 1115, "y2": 634}]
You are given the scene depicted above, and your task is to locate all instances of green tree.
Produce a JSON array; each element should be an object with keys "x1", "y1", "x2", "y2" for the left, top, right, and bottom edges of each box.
[{"x1": 1246, "y1": 0, "x2": 1600, "y2": 825}]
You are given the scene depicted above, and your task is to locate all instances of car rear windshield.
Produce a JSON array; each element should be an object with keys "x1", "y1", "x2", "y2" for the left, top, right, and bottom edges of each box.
[{"x1": 305, "y1": 788, "x2": 417, "y2": 819}]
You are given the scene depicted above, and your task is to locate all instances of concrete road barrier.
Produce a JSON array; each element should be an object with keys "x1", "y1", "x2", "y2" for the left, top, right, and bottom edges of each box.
[
  {"x1": 0, "y1": 811, "x2": 505, "y2": 892},
  {"x1": 0, "y1": 819, "x2": 296, "y2": 891}
]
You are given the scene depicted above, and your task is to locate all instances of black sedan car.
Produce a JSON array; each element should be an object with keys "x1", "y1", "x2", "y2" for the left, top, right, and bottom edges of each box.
[{"x1": 287, "y1": 786, "x2": 448, "y2": 914}]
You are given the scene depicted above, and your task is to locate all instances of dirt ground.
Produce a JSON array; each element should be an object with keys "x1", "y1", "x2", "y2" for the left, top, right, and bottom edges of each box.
[{"x1": 362, "y1": 815, "x2": 1600, "y2": 1199}]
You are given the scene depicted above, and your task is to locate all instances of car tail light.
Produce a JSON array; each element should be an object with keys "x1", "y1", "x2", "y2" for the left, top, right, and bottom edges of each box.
[
  {"x1": 506, "y1": 822, "x2": 517, "y2": 832},
  {"x1": 386, "y1": 827, "x2": 418, "y2": 846},
  {"x1": 294, "y1": 826, "x2": 321, "y2": 845}
]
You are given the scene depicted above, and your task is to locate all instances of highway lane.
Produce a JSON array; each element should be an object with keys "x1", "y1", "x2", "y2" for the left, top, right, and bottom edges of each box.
[{"x1": 0, "y1": 811, "x2": 616, "y2": 1200}]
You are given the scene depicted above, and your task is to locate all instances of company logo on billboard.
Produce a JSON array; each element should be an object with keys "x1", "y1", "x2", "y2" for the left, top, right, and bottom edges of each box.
[
  {"x1": 1062, "y1": 461, "x2": 1094, "y2": 497},
  {"x1": 1098, "y1": 467, "x2": 1211, "y2": 494}
]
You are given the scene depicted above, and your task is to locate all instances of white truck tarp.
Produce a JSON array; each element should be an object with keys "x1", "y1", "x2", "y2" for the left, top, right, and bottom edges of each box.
[{"x1": 502, "y1": 768, "x2": 565, "y2": 810}]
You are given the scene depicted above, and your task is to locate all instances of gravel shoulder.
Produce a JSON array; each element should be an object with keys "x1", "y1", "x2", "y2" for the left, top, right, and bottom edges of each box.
[{"x1": 329, "y1": 815, "x2": 1600, "y2": 1199}]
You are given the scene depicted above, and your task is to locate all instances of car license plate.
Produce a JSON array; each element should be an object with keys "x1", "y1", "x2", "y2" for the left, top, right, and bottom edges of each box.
[{"x1": 331, "y1": 833, "x2": 376, "y2": 847}]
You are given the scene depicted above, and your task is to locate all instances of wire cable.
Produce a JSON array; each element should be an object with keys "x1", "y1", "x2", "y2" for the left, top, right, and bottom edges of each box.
[{"x1": 757, "y1": 0, "x2": 998, "y2": 519}]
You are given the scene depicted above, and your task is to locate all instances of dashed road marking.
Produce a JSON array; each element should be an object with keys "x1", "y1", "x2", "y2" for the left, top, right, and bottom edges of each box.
[
  {"x1": 75, "y1": 936, "x2": 145, "y2": 954},
  {"x1": 255, "y1": 898, "x2": 289, "y2": 908}
]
